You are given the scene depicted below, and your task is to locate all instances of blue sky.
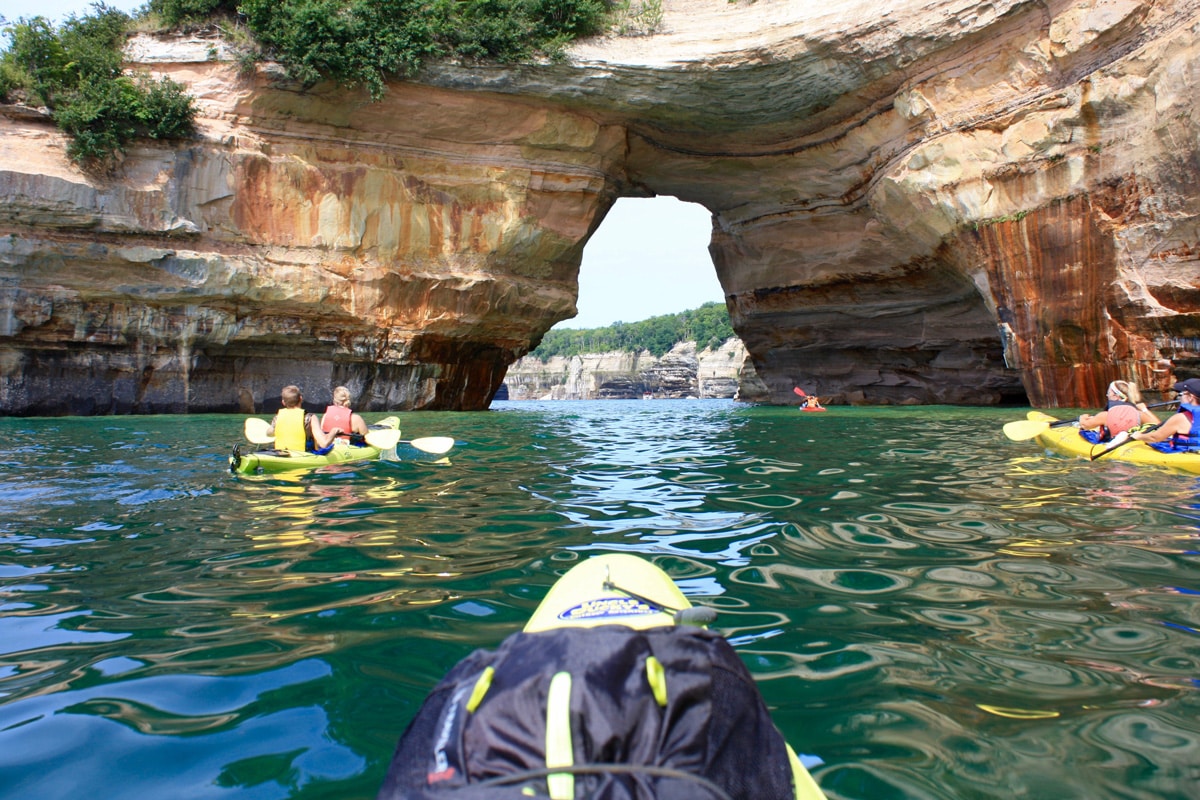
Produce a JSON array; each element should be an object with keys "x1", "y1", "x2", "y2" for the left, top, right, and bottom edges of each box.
[
  {"x1": 567, "y1": 197, "x2": 721, "y2": 329},
  {"x1": 4, "y1": 2, "x2": 725, "y2": 330},
  {"x1": 2, "y1": 0, "x2": 146, "y2": 24}
]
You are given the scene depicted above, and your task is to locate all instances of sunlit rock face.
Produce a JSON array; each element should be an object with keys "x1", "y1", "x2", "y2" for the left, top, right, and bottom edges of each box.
[
  {"x1": 503, "y1": 338, "x2": 747, "y2": 400},
  {"x1": 2, "y1": 0, "x2": 1199, "y2": 412},
  {"x1": 0, "y1": 62, "x2": 621, "y2": 413}
]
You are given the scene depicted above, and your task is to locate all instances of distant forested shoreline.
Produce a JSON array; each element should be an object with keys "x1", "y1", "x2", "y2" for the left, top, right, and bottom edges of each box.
[{"x1": 531, "y1": 302, "x2": 735, "y2": 360}]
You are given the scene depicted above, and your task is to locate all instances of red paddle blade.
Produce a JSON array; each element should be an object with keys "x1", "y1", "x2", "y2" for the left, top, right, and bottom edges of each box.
[{"x1": 793, "y1": 387, "x2": 806, "y2": 397}]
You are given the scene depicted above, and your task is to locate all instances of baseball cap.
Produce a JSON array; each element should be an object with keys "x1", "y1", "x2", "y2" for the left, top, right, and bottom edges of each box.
[{"x1": 1172, "y1": 378, "x2": 1200, "y2": 396}]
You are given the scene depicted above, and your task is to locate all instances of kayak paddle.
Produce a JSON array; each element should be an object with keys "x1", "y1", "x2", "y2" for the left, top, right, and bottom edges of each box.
[
  {"x1": 243, "y1": 416, "x2": 411, "y2": 450},
  {"x1": 793, "y1": 387, "x2": 807, "y2": 397},
  {"x1": 402, "y1": 436, "x2": 455, "y2": 455},
  {"x1": 998, "y1": 417, "x2": 1075, "y2": 441},
  {"x1": 244, "y1": 417, "x2": 274, "y2": 444},
  {"x1": 363, "y1": 427, "x2": 402, "y2": 450},
  {"x1": 1002, "y1": 417, "x2": 1077, "y2": 441},
  {"x1": 1003, "y1": 401, "x2": 1177, "y2": 442},
  {"x1": 1090, "y1": 430, "x2": 1134, "y2": 461},
  {"x1": 1090, "y1": 419, "x2": 1169, "y2": 461}
]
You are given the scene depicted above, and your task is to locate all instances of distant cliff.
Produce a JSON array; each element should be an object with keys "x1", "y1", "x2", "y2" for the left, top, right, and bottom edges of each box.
[
  {"x1": 502, "y1": 338, "x2": 749, "y2": 400},
  {"x1": 3, "y1": 1, "x2": 1200, "y2": 413}
]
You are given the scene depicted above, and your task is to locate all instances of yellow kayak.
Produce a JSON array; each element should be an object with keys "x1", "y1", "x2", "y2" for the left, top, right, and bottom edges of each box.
[
  {"x1": 524, "y1": 554, "x2": 828, "y2": 800},
  {"x1": 376, "y1": 553, "x2": 828, "y2": 799},
  {"x1": 524, "y1": 553, "x2": 693, "y2": 633},
  {"x1": 1028, "y1": 411, "x2": 1200, "y2": 474}
]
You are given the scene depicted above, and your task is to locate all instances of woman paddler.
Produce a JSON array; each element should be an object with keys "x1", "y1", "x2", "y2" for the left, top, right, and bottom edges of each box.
[
  {"x1": 321, "y1": 386, "x2": 370, "y2": 441},
  {"x1": 1130, "y1": 378, "x2": 1200, "y2": 451},
  {"x1": 1077, "y1": 380, "x2": 1158, "y2": 442}
]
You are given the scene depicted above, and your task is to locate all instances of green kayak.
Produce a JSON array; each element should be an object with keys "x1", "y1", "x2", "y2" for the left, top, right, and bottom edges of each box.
[{"x1": 229, "y1": 416, "x2": 400, "y2": 475}]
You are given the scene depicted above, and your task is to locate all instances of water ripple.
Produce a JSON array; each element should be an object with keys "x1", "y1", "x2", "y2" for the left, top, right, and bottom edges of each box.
[{"x1": 2, "y1": 405, "x2": 1200, "y2": 799}]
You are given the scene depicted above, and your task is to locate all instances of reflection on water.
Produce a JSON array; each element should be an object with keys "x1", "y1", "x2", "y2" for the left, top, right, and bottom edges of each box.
[{"x1": 2, "y1": 403, "x2": 1200, "y2": 798}]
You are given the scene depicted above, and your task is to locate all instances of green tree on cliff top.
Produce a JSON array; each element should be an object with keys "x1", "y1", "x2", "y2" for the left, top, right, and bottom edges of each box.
[
  {"x1": 2, "y1": 0, "x2": 614, "y2": 165},
  {"x1": 532, "y1": 302, "x2": 737, "y2": 360},
  {"x1": 1, "y1": 5, "x2": 195, "y2": 169},
  {"x1": 147, "y1": 0, "x2": 609, "y2": 100}
]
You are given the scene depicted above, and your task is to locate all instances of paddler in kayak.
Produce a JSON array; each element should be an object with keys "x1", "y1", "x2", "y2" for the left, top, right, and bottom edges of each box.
[
  {"x1": 377, "y1": 554, "x2": 827, "y2": 800},
  {"x1": 321, "y1": 385, "x2": 371, "y2": 441},
  {"x1": 265, "y1": 385, "x2": 343, "y2": 454},
  {"x1": 1129, "y1": 378, "x2": 1200, "y2": 452},
  {"x1": 1077, "y1": 380, "x2": 1158, "y2": 442},
  {"x1": 803, "y1": 395, "x2": 824, "y2": 410}
]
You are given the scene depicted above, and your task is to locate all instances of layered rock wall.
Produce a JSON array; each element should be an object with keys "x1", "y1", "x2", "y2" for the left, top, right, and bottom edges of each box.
[
  {"x1": 0, "y1": 58, "x2": 620, "y2": 413},
  {"x1": 503, "y1": 338, "x2": 747, "y2": 400},
  {"x1": 3, "y1": 0, "x2": 1200, "y2": 413}
]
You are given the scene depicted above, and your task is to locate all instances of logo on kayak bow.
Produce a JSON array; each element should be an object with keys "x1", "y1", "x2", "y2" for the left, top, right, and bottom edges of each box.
[{"x1": 557, "y1": 597, "x2": 659, "y2": 621}]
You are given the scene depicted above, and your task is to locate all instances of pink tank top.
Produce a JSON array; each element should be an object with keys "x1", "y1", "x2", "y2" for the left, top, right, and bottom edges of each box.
[{"x1": 1105, "y1": 404, "x2": 1141, "y2": 435}]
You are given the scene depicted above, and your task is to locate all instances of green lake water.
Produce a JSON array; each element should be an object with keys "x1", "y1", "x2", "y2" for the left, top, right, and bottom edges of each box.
[{"x1": 2, "y1": 400, "x2": 1199, "y2": 799}]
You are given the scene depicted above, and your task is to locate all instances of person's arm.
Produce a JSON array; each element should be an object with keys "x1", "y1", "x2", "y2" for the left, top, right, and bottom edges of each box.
[
  {"x1": 1131, "y1": 413, "x2": 1184, "y2": 443},
  {"x1": 1134, "y1": 401, "x2": 1160, "y2": 425},
  {"x1": 1078, "y1": 411, "x2": 1105, "y2": 430},
  {"x1": 351, "y1": 413, "x2": 369, "y2": 436},
  {"x1": 310, "y1": 415, "x2": 340, "y2": 448},
  {"x1": 265, "y1": 412, "x2": 279, "y2": 436}
]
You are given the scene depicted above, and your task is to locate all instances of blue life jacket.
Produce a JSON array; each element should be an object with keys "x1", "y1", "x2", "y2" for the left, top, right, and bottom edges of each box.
[{"x1": 1150, "y1": 403, "x2": 1200, "y2": 452}]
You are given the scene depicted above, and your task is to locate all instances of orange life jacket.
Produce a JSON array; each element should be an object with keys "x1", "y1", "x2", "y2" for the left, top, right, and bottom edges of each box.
[{"x1": 322, "y1": 404, "x2": 352, "y2": 434}]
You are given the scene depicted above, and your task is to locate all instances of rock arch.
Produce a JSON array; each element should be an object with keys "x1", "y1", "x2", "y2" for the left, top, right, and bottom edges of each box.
[{"x1": 1, "y1": 0, "x2": 1198, "y2": 413}]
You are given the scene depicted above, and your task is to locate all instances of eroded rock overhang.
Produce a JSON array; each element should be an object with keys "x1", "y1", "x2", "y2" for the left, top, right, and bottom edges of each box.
[{"x1": 2, "y1": 0, "x2": 1198, "y2": 413}]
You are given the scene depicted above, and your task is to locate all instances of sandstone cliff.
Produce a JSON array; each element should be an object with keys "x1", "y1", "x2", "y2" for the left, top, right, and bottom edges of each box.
[
  {"x1": 3, "y1": 1, "x2": 1199, "y2": 413},
  {"x1": 503, "y1": 338, "x2": 747, "y2": 400}
]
